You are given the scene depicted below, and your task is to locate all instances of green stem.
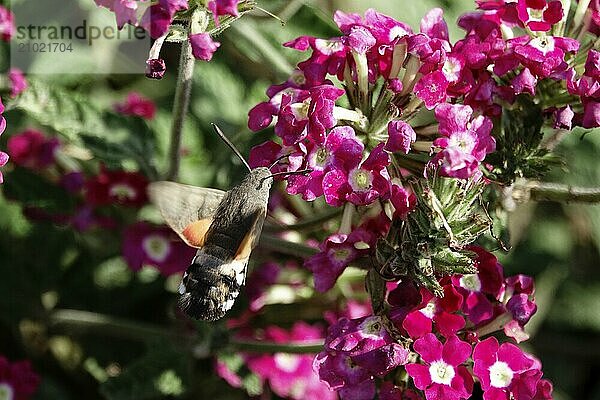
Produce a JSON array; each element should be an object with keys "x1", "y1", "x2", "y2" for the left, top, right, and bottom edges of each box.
[
  {"x1": 263, "y1": 208, "x2": 342, "y2": 232},
  {"x1": 513, "y1": 181, "x2": 600, "y2": 203},
  {"x1": 229, "y1": 339, "x2": 324, "y2": 354},
  {"x1": 260, "y1": 234, "x2": 319, "y2": 258},
  {"x1": 166, "y1": 39, "x2": 195, "y2": 181},
  {"x1": 47, "y1": 309, "x2": 188, "y2": 341}
]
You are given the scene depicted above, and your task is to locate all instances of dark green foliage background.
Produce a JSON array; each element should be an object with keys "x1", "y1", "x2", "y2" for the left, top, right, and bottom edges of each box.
[{"x1": 0, "y1": 1, "x2": 598, "y2": 399}]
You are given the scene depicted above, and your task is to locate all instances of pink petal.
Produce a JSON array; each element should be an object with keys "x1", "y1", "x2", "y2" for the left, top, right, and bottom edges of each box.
[
  {"x1": 405, "y1": 363, "x2": 432, "y2": 390},
  {"x1": 442, "y1": 335, "x2": 472, "y2": 366},
  {"x1": 414, "y1": 333, "x2": 443, "y2": 363}
]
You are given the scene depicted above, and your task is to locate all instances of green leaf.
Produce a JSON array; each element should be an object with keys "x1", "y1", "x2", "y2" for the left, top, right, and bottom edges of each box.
[{"x1": 11, "y1": 79, "x2": 107, "y2": 141}]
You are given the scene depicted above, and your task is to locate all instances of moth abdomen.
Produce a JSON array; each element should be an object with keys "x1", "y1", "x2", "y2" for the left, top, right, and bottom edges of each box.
[{"x1": 178, "y1": 252, "x2": 247, "y2": 321}]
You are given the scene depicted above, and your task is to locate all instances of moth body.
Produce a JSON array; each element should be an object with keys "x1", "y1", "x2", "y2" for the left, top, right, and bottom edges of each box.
[{"x1": 159, "y1": 167, "x2": 272, "y2": 320}]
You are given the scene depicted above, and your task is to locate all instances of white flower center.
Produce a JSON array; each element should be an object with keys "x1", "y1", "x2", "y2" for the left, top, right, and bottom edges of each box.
[
  {"x1": 110, "y1": 184, "x2": 137, "y2": 200},
  {"x1": 442, "y1": 58, "x2": 461, "y2": 82},
  {"x1": 529, "y1": 36, "x2": 555, "y2": 54},
  {"x1": 271, "y1": 88, "x2": 297, "y2": 108},
  {"x1": 312, "y1": 146, "x2": 329, "y2": 168},
  {"x1": 448, "y1": 132, "x2": 476, "y2": 153},
  {"x1": 420, "y1": 301, "x2": 437, "y2": 319},
  {"x1": 459, "y1": 274, "x2": 482, "y2": 292},
  {"x1": 274, "y1": 353, "x2": 301, "y2": 373},
  {"x1": 489, "y1": 361, "x2": 514, "y2": 388},
  {"x1": 0, "y1": 383, "x2": 14, "y2": 400},
  {"x1": 142, "y1": 234, "x2": 170, "y2": 263},
  {"x1": 359, "y1": 316, "x2": 385, "y2": 337},
  {"x1": 349, "y1": 169, "x2": 373, "y2": 192},
  {"x1": 290, "y1": 70, "x2": 306, "y2": 86},
  {"x1": 290, "y1": 99, "x2": 311, "y2": 121},
  {"x1": 429, "y1": 360, "x2": 455, "y2": 385},
  {"x1": 527, "y1": 7, "x2": 545, "y2": 22},
  {"x1": 331, "y1": 247, "x2": 352, "y2": 264},
  {"x1": 389, "y1": 25, "x2": 409, "y2": 41},
  {"x1": 315, "y1": 39, "x2": 345, "y2": 55}
]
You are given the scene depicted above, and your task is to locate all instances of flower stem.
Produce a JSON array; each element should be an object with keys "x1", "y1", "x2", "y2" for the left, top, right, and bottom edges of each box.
[
  {"x1": 229, "y1": 339, "x2": 324, "y2": 354},
  {"x1": 264, "y1": 208, "x2": 342, "y2": 232},
  {"x1": 166, "y1": 39, "x2": 195, "y2": 181},
  {"x1": 47, "y1": 309, "x2": 189, "y2": 341},
  {"x1": 513, "y1": 181, "x2": 600, "y2": 203},
  {"x1": 260, "y1": 234, "x2": 319, "y2": 258}
]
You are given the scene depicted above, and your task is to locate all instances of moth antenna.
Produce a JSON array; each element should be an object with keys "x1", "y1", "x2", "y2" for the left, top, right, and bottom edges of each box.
[
  {"x1": 269, "y1": 169, "x2": 313, "y2": 179},
  {"x1": 268, "y1": 154, "x2": 291, "y2": 171},
  {"x1": 211, "y1": 123, "x2": 252, "y2": 172}
]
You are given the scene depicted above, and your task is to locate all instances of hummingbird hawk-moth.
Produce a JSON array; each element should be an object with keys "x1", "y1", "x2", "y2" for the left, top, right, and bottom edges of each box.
[{"x1": 148, "y1": 124, "x2": 306, "y2": 321}]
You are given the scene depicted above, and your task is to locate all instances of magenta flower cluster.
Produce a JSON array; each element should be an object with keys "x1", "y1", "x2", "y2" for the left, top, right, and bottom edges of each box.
[
  {"x1": 236, "y1": 0, "x2": 600, "y2": 398},
  {"x1": 94, "y1": 0, "x2": 242, "y2": 76},
  {"x1": 314, "y1": 247, "x2": 550, "y2": 400}
]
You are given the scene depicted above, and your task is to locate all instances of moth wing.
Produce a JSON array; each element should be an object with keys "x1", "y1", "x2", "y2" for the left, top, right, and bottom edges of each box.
[
  {"x1": 234, "y1": 208, "x2": 267, "y2": 262},
  {"x1": 148, "y1": 181, "x2": 225, "y2": 248}
]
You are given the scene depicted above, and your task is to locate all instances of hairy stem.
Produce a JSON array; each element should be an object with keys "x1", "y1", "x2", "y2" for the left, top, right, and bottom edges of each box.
[
  {"x1": 166, "y1": 39, "x2": 195, "y2": 181},
  {"x1": 513, "y1": 181, "x2": 600, "y2": 203}
]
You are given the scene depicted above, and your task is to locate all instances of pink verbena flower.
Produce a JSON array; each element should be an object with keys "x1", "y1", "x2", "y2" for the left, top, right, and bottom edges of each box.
[
  {"x1": 533, "y1": 378, "x2": 553, "y2": 400},
  {"x1": 275, "y1": 84, "x2": 345, "y2": 146},
  {"x1": 451, "y1": 247, "x2": 504, "y2": 325},
  {"x1": 8, "y1": 68, "x2": 27, "y2": 98},
  {"x1": 512, "y1": 68, "x2": 538, "y2": 95},
  {"x1": 208, "y1": 0, "x2": 240, "y2": 25},
  {"x1": 284, "y1": 36, "x2": 348, "y2": 86},
  {"x1": 286, "y1": 125, "x2": 364, "y2": 202},
  {"x1": 305, "y1": 227, "x2": 374, "y2": 292},
  {"x1": 386, "y1": 120, "x2": 416, "y2": 154},
  {"x1": 114, "y1": 92, "x2": 156, "y2": 119},
  {"x1": 473, "y1": 337, "x2": 542, "y2": 400},
  {"x1": 122, "y1": 222, "x2": 195, "y2": 275},
  {"x1": 145, "y1": 58, "x2": 167, "y2": 79},
  {"x1": 314, "y1": 315, "x2": 410, "y2": 398},
  {"x1": 567, "y1": 49, "x2": 600, "y2": 127},
  {"x1": 0, "y1": 98, "x2": 6, "y2": 135},
  {"x1": 189, "y1": 33, "x2": 221, "y2": 61},
  {"x1": 85, "y1": 168, "x2": 149, "y2": 207},
  {"x1": 496, "y1": 274, "x2": 537, "y2": 342},
  {"x1": 158, "y1": 0, "x2": 188, "y2": 17},
  {"x1": 405, "y1": 333, "x2": 473, "y2": 400},
  {"x1": 248, "y1": 71, "x2": 310, "y2": 131},
  {"x1": 0, "y1": 356, "x2": 40, "y2": 400},
  {"x1": 323, "y1": 143, "x2": 391, "y2": 206},
  {"x1": 402, "y1": 285, "x2": 465, "y2": 338},
  {"x1": 96, "y1": 0, "x2": 185, "y2": 38},
  {"x1": 0, "y1": 151, "x2": 9, "y2": 184},
  {"x1": 510, "y1": 35, "x2": 579, "y2": 79},
  {"x1": 246, "y1": 323, "x2": 335, "y2": 400},
  {"x1": 516, "y1": 0, "x2": 563, "y2": 32},
  {"x1": 7, "y1": 129, "x2": 61, "y2": 170},
  {"x1": 390, "y1": 184, "x2": 416, "y2": 220},
  {"x1": 0, "y1": 5, "x2": 15, "y2": 41},
  {"x1": 431, "y1": 103, "x2": 496, "y2": 179}
]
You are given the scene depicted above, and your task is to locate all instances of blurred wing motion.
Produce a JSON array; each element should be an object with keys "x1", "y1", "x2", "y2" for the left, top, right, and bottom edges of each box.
[{"x1": 147, "y1": 181, "x2": 225, "y2": 248}]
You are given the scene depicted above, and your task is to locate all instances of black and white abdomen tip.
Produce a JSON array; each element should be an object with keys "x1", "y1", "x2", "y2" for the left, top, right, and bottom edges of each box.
[{"x1": 177, "y1": 252, "x2": 248, "y2": 321}]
